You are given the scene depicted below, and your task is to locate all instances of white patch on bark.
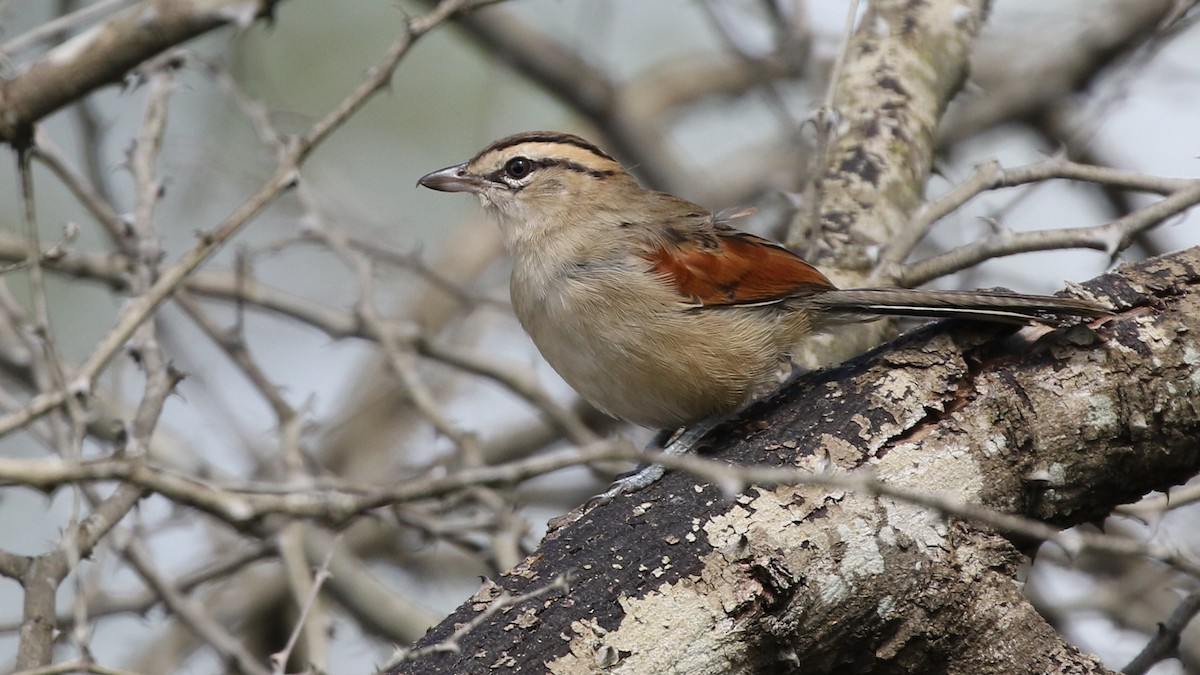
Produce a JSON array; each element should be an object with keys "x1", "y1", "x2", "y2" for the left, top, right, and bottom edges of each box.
[
  {"x1": 983, "y1": 433, "x2": 1007, "y2": 457},
  {"x1": 838, "y1": 519, "x2": 886, "y2": 577}
]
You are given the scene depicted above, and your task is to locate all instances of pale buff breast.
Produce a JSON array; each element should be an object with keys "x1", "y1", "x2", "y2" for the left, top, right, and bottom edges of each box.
[{"x1": 511, "y1": 258, "x2": 804, "y2": 430}]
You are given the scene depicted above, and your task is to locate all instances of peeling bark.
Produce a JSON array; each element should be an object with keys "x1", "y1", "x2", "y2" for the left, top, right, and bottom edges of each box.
[{"x1": 393, "y1": 248, "x2": 1200, "y2": 674}]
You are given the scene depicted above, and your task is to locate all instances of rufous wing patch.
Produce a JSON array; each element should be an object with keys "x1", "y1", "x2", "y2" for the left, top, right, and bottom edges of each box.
[{"x1": 645, "y1": 231, "x2": 836, "y2": 307}]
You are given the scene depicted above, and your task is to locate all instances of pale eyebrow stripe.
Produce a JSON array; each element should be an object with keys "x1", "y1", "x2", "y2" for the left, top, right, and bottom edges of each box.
[
  {"x1": 476, "y1": 132, "x2": 614, "y2": 161},
  {"x1": 469, "y1": 142, "x2": 623, "y2": 177}
]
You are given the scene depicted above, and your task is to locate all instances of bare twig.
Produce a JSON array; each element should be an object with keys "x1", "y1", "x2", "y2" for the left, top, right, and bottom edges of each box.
[
  {"x1": 13, "y1": 485, "x2": 146, "y2": 669},
  {"x1": 302, "y1": 529, "x2": 439, "y2": 644},
  {"x1": 5, "y1": 436, "x2": 1199, "y2": 585},
  {"x1": 0, "y1": 0, "x2": 480, "y2": 438},
  {"x1": 1118, "y1": 482, "x2": 1200, "y2": 520},
  {"x1": 123, "y1": 539, "x2": 272, "y2": 675},
  {"x1": 938, "y1": 0, "x2": 1181, "y2": 146},
  {"x1": 381, "y1": 574, "x2": 572, "y2": 669},
  {"x1": 9, "y1": 660, "x2": 143, "y2": 675},
  {"x1": 0, "y1": 0, "x2": 137, "y2": 59},
  {"x1": 418, "y1": 0, "x2": 682, "y2": 191},
  {"x1": 0, "y1": 440, "x2": 633, "y2": 526},
  {"x1": 0, "y1": 231, "x2": 599, "y2": 445},
  {"x1": 897, "y1": 177, "x2": 1200, "y2": 287},
  {"x1": 1123, "y1": 591, "x2": 1200, "y2": 675},
  {"x1": 0, "y1": 0, "x2": 281, "y2": 145},
  {"x1": 0, "y1": 543, "x2": 274, "y2": 633},
  {"x1": 882, "y1": 156, "x2": 1193, "y2": 271},
  {"x1": 270, "y1": 532, "x2": 336, "y2": 675},
  {"x1": 31, "y1": 128, "x2": 128, "y2": 255}
]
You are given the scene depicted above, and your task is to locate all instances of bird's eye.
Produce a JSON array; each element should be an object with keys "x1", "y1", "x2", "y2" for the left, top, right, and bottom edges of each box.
[{"x1": 504, "y1": 157, "x2": 533, "y2": 180}]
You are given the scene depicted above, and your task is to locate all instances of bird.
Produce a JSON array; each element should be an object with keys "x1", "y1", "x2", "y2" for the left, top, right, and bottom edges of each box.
[
  {"x1": 418, "y1": 131, "x2": 1108, "y2": 492},
  {"x1": 419, "y1": 131, "x2": 1108, "y2": 425}
]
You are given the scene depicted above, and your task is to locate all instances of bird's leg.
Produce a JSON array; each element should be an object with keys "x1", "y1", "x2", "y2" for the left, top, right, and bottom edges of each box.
[
  {"x1": 589, "y1": 362, "x2": 802, "y2": 505},
  {"x1": 660, "y1": 419, "x2": 722, "y2": 457},
  {"x1": 647, "y1": 427, "x2": 679, "y2": 452},
  {"x1": 588, "y1": 417, "x2": 722, "y2": 507}
]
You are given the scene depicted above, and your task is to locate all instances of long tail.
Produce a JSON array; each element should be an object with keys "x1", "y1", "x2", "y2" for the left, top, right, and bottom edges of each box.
[{"x1": 809, "y1": 288, "x2": 1110, "y2": 325}]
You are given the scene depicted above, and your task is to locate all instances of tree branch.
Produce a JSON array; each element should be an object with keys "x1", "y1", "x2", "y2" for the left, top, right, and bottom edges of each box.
[
  {"x1": 0, "y1": 0, "x2": 283, "y2": 146},
  {"x1": 390, "y1": 248, "x2": 1200, "y2": 673}
]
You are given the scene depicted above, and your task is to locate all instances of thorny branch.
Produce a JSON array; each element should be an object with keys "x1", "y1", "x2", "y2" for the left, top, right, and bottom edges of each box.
[
  {"x1": 0, "y1": 0, "x2": 507, "y2": 671},
  {"x1": 0, "y1": 0, "x2": 481, "y2": 438},
  {"x1": 1123, "y1": 591, "x2": 1200, "y2": 675},
  {"x1": 887, "y1": 158, "x2": 1200, "y2": 286},
  {"x1": 381, "y1": 574, "x2": 572, "y2": 670}
]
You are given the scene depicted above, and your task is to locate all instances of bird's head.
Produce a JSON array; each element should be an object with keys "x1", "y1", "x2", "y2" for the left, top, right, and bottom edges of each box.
[{"x1": 418, "y1": 131, "x2": 639, "y2": 250}]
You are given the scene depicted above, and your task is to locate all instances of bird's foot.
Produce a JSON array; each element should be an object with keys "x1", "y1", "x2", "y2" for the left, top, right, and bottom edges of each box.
[{"x1": 585, "y1": 419, "x2": 721, "y2": 509}]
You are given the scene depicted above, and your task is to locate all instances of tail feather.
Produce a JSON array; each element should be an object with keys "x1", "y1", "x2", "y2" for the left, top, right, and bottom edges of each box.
[{"x1": 810, "y1": 288, "x2": 1109, "y2": 326}]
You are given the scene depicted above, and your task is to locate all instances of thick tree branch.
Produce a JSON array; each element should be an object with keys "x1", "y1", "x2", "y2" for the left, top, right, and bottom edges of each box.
[
  {"x1": 786, "y1": 0, "x2": 989, "y2": 369},
  {"x1": 794, "y1": 0, "x2": 987, "y2": 260},
  {"x1": 392, "y1": 248, "x2": 1200, "y2": 673}
]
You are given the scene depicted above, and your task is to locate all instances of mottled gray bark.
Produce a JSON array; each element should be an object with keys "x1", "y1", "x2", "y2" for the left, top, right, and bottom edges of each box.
[{"x1": 394, "y1": 248, "x2": 1200, "y2": 674}]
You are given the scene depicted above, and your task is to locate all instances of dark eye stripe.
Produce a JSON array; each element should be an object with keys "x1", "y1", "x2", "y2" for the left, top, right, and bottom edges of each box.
[
  {"x1": 485, "y1": 158, "x2": 615, "y2": 186},
  {"x1": 548, "y1": 159, "x2": 615, "y2": 178}
]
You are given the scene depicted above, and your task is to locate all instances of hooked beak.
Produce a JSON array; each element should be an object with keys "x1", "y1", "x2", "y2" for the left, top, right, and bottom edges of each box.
[{"x1": 417, "y1": 163, "x2": 492, "y2": 193}]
